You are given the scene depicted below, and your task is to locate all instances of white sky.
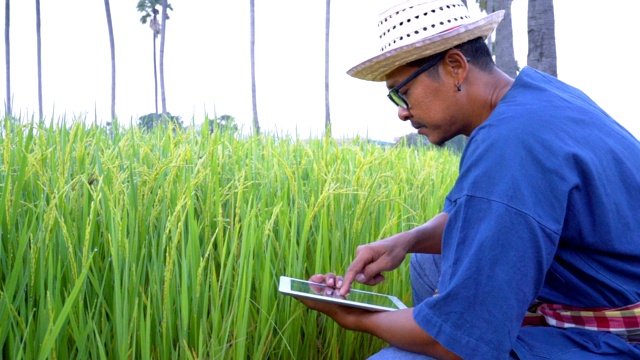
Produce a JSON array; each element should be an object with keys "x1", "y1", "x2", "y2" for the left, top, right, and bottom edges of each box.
[{"x1": 1, "y1": 0, "x2": 638, "y2": 142}]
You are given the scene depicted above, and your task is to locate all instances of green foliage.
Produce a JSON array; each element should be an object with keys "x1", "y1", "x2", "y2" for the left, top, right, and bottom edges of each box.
[
  {"x1": 395, "y1": 132, "x2": 431, "y2": 147},
  {"x1": 442, "y1": 134, "x2": 467, "y2": 153},
  {"x1": 206, "y1": 114, "x2": 238, "y2": 134},
  {"x1": 478, "y1": 0, "x2": 488, "y2": 12},
  {"x1": 395, "y1": 133, "x2": 467, "y2": 154},
  {"x1": 136, "y1": 0, "x2": 173, "y2": 24},
  {"x1": 0, "y1": 118, "x2": 460, "y2": 359},
  {"x1": 137, "y1": 112, "x2": 182, "y2": 131}
]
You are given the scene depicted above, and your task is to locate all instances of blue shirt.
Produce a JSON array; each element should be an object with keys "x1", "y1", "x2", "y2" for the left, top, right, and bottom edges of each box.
[{"x1": 413, "y1": 67, "x2": 640, "y2": 359}]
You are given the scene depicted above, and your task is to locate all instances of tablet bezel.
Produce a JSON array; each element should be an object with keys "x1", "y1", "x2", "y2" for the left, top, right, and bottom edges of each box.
[{"x1": 278, "y1": 276, "x2": 407, "y2": 312}]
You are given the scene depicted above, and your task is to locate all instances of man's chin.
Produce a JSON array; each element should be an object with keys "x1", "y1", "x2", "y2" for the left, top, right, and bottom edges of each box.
[{"x1": 418, "y1": 130, "x2": 445, "y2": 146}]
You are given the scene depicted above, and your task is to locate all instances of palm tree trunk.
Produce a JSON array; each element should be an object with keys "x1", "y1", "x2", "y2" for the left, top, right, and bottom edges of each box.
[
  {"x1": 4, "y1": 0, "x2": 10, "y2": 116},
  {"x1": 250, "y1": 0, "x2": 260, "y2": 135},
  {"x1": 153, "y1": 32, "x2": 158, "y2": 118},
  {"x1": 104, "y1": 0, "x2": 116, "y2": 121},
  {"x1": 36, "y1": 0, "x2": 43, "y2": 121},
  {"x1": 494, "y1": 0, "x2": 518, "y2": 77},
  {"x1": 159, "y1": 0, "x2": 168, "y2": 119},
  {"x1": 527, "y1": 0, "x2": 557, "y2": 76},
  {"x1": 324, "y1": 0, "x2": 331, "y2": 136},
  {"x1": 485, "y1": 0, "x2": 493, "y2": 54}
]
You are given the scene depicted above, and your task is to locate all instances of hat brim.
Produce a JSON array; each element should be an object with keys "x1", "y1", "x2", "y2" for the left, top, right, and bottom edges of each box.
[{"x1": 347, "y1": 10, "x2": 505, "y2": 82}]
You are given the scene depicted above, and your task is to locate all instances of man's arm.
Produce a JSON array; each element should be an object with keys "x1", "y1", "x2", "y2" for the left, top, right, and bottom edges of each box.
[
  {"x1": 360, "y1": 308, "x2": 462, "y2": 360},
  {"x1": 338, "y1": 212, "x2": 448, "y2": 295},
  {"x1": 297, "y1": 296, "x2": 461, "y2": 360},
  {"x1": 404, "y1": 212, "x2": 448, "y2": 254}
]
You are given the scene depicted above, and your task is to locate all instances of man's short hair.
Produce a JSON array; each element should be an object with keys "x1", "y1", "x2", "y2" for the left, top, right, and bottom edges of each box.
[{"x1": 406, "y1": 37, "x2": 495, "y2": 77}]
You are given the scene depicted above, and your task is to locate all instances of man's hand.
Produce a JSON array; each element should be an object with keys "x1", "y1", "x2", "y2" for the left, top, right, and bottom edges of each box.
[
  {"x1": 297, "y1": 273, "x2": 372, "y2": 331},
  {"x1": 296, "y1": 296, "x2": 373, "y2": 330},
  {"x1": 338, "y1": 233, "x2": 411, "y2": 296},
  {"x1": 339, "y1": 212, "x2": 449, "y2": 296},
  {"x1": 307, "y1": 273, "x2": 346, "y2": 298}
]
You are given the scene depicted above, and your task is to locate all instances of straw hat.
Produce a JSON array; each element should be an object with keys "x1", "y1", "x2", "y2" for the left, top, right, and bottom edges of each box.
[{"x1": 348, "y1": 0, "x2": 504, "y2": 81}]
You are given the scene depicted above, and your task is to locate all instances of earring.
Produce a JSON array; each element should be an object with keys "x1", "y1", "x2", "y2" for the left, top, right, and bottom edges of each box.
[{"x1": 456, "y1": 83, "x2": 462, "y2": 92}]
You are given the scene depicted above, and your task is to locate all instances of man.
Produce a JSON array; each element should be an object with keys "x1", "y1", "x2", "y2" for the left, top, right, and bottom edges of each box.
[{"x1": 298, "y1": 0, "x2": 640, "y2": 358}]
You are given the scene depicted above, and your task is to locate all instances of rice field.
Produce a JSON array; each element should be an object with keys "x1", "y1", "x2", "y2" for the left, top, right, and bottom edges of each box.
[{"x1": 0, "y1": 117, "x2": 459, "y2": 359}]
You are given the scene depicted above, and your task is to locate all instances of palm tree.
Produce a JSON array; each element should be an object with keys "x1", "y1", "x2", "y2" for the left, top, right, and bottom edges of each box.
[
  {"x1": 4, "y1": 0, "x2": 10, "y2": 117},
  {"x1": 527, "y1": 0, "x2": 556, "y2": 76},
  {"x1": 324, "y1": 0, "x2": 331, "y2": 135},
  {"x1": 137, "y1": 1, "x2": 172, "y2": 120},
  {"x1": 159, "y1": 0, "x2": 168, "y2": 117},
  {"x1": 137, "y1": 3, "x2": 159, "y2": 118},
  {"x1": 36, "y1": 0, "x2": 43, "y2": 121},
  {"x1": 150, "y1": 7, "x2": 159, "y2": 119},
  {"x1": 104, "y1": 0, "x2": 116, "y2": 121},
  {"x1": 249, "y1": 0, "x2": 260, "y2": 135}
]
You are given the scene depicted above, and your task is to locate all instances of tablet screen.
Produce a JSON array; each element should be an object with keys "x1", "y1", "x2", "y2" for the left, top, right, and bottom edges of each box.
[{"x1": 280, "y1": 276, "x2": 406, "y2": 311}]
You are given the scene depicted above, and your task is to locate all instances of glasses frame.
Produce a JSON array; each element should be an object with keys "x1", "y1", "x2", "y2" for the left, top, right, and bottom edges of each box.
[{"x1": 387, "y1": 52, "x2": 448, "y2": 109}]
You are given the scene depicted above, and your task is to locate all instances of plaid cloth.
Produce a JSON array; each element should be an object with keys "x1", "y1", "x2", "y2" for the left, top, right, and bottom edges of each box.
[{"x1": 522, "y1": 301, "x2": 640, "y2": 343}]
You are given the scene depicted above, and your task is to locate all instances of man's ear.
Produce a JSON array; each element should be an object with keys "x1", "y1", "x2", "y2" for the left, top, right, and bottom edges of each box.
[{"x1": 443, "y1": 49, "x2": 468, "y2": 86}]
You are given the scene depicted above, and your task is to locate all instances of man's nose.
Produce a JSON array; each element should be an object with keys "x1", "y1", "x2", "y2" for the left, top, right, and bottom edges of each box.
[{"x1": 398, "y1": 107, "x2": 411, "y2": 121}]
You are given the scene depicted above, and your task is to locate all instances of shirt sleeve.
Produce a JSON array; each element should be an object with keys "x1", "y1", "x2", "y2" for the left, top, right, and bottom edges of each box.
[{"x1": 414, "y1": 195, "x2": 559, "y2": 359}]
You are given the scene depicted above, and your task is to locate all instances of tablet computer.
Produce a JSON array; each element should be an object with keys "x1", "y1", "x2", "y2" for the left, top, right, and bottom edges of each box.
[{"x1": 278, "y1": 276, "x2": 407, "y2": 312}]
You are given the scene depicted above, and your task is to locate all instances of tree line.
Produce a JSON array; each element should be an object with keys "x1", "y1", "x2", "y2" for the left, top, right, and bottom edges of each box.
[{"x1": 3, "y1": 0, "x2": 556, "y2": 136}]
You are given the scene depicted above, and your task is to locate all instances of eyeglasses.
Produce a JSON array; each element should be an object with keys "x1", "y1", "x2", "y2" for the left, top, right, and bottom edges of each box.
[{"x1": 387, "y1": 52, "x2": 447, "y2": 109}]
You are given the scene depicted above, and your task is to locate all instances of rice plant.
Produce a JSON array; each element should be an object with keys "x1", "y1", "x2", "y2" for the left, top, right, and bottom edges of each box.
[{"x1": 0, "y1": 116, "x2": 459, "y2": 359}]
